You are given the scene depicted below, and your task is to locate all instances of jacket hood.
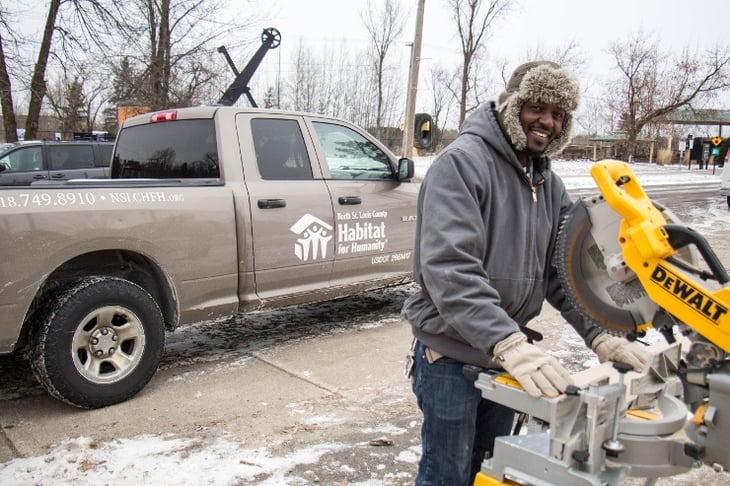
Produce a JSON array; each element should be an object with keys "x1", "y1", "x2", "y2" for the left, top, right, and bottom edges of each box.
[
  {"x1": 496, "y1": 61, "x2": 580, "y2": 158},
  {"x1": 459, "y1": 102, "x2": 551, "y2": 173}
]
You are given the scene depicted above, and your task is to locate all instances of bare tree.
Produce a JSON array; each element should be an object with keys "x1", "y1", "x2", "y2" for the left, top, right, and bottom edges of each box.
[
  {"x1": 0, "y1": 6, "x2": 19, "y2": 142},
  {"x1": 360, "y1": 0, "x2": 406, "y2": 138},
  {"x1": 290, "y1": 41, "x2": 318, "y2": 113},
  {"x1": 520, "y1": 40, "x2": 586, "y2": 75},
  {"x1": 20, "y1": 0, "x2": 119, "y2": 139},
  {"x1": 1, "y1": 0, "x2": 126, "y2": 140},
  {"x1": 24, "y1": 0, "x2": 62, "y2": 140},
  {"x1": 262, "y1": 86, "x2": 276, "y2": 109},
  {"x1": 112, "y1": 0, "x2": 244, "y2": 110},
  {"x1": 315, "y1": 43, "x2": 342, "y2": 117},
  {"x1": 426, "y1": 63, "x2": 458, "y2": 148},
  {"x1": 2, "y1": 1, "x2": 256, "y2": 140},
  {"x1": 448, "y1": 0, "x2": 511, "y2": 126},
  {"x1": 283, "y1": 37, "x2": 381, "y2": 130},
  {"x1": 606, "y1": 31, "x2": 730, "y2": 162},
  {"x1": 46, "y1": 75, "x2": 86, "y2": 134},
  {"x1": 340, "y1": 48, "x2": 377, "y2": 128},
  {"x1": 46, "y1": 63, "x2": 109, "y2": 135},
  {"x1": 574, "y1": 95, "x2": 609, "y2": 137}
]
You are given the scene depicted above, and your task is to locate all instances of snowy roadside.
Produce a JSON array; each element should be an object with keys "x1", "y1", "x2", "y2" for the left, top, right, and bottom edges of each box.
[{"x1": 415, "y1": 155, "x2": 724, "y2": 189}]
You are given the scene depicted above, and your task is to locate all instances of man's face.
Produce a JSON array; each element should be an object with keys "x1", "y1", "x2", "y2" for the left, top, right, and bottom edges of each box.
[{"x1": 519, "y1": 102, "x2": 566, "y2": 156}]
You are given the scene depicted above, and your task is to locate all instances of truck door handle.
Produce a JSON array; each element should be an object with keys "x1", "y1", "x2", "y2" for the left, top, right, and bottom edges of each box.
[
  {"x1": 338, "y1": 196, "x2": 361, "y2": 205},
  {"x1": 257, "y1": 198, "x2": 286, "y2": 209}
]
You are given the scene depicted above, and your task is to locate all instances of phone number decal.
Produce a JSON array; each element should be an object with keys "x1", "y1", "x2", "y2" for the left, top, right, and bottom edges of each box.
[{"x1": 0, "y1": 191, "x2": 184, "y2": 209}]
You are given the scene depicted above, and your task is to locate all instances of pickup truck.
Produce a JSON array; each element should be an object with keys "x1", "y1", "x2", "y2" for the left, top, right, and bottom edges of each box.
[{"x1": 0, "y1": 106, "x2": 419, "y2": 408}]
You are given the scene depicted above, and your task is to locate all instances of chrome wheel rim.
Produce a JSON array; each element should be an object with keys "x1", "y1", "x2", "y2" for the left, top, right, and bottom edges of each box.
[{"x1": 71, "y1": 305, "x2": 146, "y2": 384}]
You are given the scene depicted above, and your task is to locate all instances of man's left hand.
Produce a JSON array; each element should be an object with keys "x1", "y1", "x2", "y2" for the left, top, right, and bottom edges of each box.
[{"x1": 591, "y1": 332, "x2": 650, "y2": 371}]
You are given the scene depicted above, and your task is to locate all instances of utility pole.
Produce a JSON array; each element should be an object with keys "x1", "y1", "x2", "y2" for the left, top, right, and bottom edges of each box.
[{"x1": 402, "y1": 0, "x2": 425, "y2": 158}]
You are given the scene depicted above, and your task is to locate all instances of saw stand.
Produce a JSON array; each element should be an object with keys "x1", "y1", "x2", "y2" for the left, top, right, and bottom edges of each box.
[{"x1": 473, "y1": 344, "x2": 719, "y2": 485}]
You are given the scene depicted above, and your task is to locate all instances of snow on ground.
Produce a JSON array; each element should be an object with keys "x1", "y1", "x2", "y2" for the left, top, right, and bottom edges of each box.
[
  {"x1": 1, "y1": 434, "x2": 346, "y2": 486},
  {"x1": 0, "y1": 157, "x2": 726, "y2": 485},
  {"x1": 415, "y1": 155, "x2": 724, "y2": 189}
]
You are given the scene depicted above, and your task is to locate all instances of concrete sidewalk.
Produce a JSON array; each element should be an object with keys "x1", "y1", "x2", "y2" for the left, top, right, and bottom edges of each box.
[{"x1": 0, "y1": 318, "x2": 419, "y2": 468}]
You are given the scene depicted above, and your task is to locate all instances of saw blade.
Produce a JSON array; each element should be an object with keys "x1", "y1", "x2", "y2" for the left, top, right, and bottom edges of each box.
[{"x1": 556, "y1": 196, "x2": 659, "y2": 335}]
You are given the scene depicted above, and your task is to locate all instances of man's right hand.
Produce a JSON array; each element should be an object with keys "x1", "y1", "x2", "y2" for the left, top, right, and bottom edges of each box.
[{"x1": 492, "y1": 332, "x2": 573, "y2": 398}]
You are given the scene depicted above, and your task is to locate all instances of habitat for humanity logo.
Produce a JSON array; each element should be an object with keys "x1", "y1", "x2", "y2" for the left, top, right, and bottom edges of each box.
[{"x1": 290, "y1": 214, "x2": 333, "y2": 261}]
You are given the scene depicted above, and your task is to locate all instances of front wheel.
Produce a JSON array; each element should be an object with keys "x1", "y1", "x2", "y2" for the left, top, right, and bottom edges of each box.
[{"x1": 29, "y1": 276, "x2": 165, "y2": 408}]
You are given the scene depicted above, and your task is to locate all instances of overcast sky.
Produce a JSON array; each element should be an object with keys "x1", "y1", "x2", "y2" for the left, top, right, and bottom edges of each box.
[
  {"x1": 12, "y1": 0, "x2": 730, "y2": 134},
  {"x1": 259, "y1": 0, "x2": 729, "y2": 73},
  {"x1": 252, "y1": 0, "x2": 730, "y2": 118}
]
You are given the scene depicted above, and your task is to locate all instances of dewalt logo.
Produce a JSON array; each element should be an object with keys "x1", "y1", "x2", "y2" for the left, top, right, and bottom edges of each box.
[{"x1": 650, "y1": 264, "x2": 728, "y2": 324}]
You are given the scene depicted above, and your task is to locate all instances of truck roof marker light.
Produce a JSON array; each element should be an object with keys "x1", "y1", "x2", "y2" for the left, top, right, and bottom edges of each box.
[{"x1": 150, "y1": 110, "x2": 177, "y2": 122}]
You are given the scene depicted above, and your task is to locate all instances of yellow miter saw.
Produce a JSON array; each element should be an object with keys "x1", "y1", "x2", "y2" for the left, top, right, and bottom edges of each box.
[{"x1": 474, "y1": 160, "x2": 730, "y2": 485}]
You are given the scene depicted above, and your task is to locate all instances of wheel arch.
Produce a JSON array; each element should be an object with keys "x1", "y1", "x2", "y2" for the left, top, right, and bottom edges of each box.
[{"x1": 20, "y1": 250, "x2": 177, "y2": 347}]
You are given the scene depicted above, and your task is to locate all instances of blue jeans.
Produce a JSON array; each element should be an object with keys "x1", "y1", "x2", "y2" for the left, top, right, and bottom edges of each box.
[{"x1": 412, "y1": 340, "x2": 515, "y2": 486}]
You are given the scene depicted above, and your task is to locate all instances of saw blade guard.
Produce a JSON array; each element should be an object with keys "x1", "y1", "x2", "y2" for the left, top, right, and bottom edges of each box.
[{"x1": 556, "y1": 195, "x2": 698, "y2": 336}]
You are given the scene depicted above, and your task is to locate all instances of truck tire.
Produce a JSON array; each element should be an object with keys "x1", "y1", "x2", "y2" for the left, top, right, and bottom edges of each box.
[{"x1": 29, "y1": 276, "x2": 165, "y2": 408}]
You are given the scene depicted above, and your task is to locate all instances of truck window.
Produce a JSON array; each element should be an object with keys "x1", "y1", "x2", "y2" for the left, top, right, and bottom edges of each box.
[
  {"x1": 111, "y1": 119, "x2": 219, "y2": 178},
  {"x1": 0, "y1": 146, "x2": 43, "y2": 172},
  {"x1": 48, "y1": 145, "x2": 95, "y2": 170},
  {"x1": 251, "y1": 118, "x2": 312, "y2": 180},
  {"x1": 96, "y1": 144, "x2": 114, "y2": 167},
  {"x1": 312, "y1": 122, "x2": 394, "y2": 180}
]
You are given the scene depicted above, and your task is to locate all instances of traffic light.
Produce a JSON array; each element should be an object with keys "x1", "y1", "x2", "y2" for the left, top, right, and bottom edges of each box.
[{"x1": 414, "y1": 113, "x2": 433, "y2": 149}]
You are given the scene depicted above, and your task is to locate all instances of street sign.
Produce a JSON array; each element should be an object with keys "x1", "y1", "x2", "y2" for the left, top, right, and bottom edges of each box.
[
  {"x1": 711, "y1": 147, "x2": 721, "y2": 157},
  {"x1": 711, "y1": 136, "x2": 723, "y2": 147}
]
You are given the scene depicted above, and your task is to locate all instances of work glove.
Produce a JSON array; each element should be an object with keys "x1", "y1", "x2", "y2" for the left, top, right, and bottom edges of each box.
[
  {"x1": 591, "y1": 332, "x2": 650, "y2": 372},
  {"x1": 492, "y1": 332, "x2": 573, "y2": 398}
]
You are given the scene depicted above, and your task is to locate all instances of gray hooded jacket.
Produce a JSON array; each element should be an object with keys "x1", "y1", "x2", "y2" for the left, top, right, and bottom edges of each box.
[{"x1": 402, "y1": 102, "x2": 601, "y2": 367}]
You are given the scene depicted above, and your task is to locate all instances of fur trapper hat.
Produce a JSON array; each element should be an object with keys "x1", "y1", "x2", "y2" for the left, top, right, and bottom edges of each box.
[{"x1": 497, "y1": 60, "x2": 580, "y2": 157}]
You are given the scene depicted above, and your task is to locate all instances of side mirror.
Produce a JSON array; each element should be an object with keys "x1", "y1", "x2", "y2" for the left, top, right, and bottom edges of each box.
[
  {"x1": 0, "y1": 162, "x2": 8, "y2": 173},
  {"x1": 397, "y1": 157, "x2": 414, "y2": 181}
]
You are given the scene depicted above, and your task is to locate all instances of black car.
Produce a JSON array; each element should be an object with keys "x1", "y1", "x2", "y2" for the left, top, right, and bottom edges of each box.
[{"x1": 0, "y1": 140, "x2": 114, "y2": 185}]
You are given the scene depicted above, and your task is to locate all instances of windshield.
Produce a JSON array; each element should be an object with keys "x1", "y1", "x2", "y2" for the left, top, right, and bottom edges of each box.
[{"x1": 0, "y1": 143, "x2": 19, "y2": 157}]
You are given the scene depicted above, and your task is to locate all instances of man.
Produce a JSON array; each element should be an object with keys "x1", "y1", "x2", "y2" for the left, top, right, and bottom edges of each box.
[{"x1": 402, "y1": 61, "x2": 649, "y2": 486}]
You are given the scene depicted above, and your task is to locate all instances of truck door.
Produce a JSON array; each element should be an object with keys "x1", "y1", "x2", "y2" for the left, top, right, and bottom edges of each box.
[
  {"x1": 308, "y1": 119, "x2": 418, "y2": 286},
  {"x1": 0, "y1": 145, "x2": 47, "y2": 185},
  {"x1": 237, "y1": 115, "x2": 335, "y2": 300},
  {"x1": 48, "y1": 144, "x2": 105, "y2": 180}
]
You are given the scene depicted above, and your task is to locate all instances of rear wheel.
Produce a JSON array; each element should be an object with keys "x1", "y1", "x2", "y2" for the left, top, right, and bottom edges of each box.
[{"x1": 29, "y1": 276, "x2": 165, "y2": 408}]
